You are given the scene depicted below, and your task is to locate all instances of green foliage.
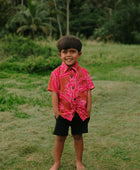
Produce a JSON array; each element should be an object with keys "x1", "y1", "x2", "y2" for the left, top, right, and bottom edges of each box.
[
  {"x1": 28, "y1": 0, "x2": 37, "y2": 17},
  {"x1": 0, "y1": 0, "x2": 16, "y2": 31},
  {"x1": 0, "y1": 56, "x2": 61, "y2": 74},
  {"x1": 94, "y1": 1, "x2": 140, "y2": 44},
  {"x1": 2, "y1": 35, "x2": 51, "y2": 59},
  {"x1": 1, "y1": 0, "x2": 140, "y2": 44},
  {"x1": 6, "y1": 0, "x2": 55, "y2": 39},
  {"x1": 70, "y1": 0, "x2": 100, "y2": 37},
  {"x1": 0, "y1": 35, "x2": 61, "y2": 74},
  {"x1": 25, "y1": 56, "x2": 61, "y2": 74}
]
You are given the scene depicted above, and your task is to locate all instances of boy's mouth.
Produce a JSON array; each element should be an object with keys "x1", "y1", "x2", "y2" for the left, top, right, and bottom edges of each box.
[{"x1": 66, "y1": 58, "x2": 73, "y2": 62}]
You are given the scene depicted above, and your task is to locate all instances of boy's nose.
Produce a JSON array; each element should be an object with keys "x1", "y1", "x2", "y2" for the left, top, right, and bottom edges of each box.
[{"x1": 66, "y1": 52, "x2": 71, "y2": 56}]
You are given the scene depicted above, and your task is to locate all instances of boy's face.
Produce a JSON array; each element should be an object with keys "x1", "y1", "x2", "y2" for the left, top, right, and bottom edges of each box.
[{"x1": 59, "y1": 48, "x2": 81, "y2": 67}]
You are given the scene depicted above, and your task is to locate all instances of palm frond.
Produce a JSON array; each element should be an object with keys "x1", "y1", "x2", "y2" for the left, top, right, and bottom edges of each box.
[
  {"x1": 28, "y1": 0, "x2": 37, "y2": 17},
  {"x1": 6, "y1": 0, "x2": 56, "y2": 38},
  {"x1": 38, "y1": 25, "x2": 48, "y2": 35},
  {"x1": 17, "y1": 25, "x2": 30, "y2": 33},
  {"x1": 30, "y1": 24, "x2": 37, "y2": 32}
]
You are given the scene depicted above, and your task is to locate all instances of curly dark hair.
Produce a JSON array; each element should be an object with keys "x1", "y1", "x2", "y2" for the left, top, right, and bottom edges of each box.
[{"x1": 57, "y1": 35, "x2": 82, "y2": 52}]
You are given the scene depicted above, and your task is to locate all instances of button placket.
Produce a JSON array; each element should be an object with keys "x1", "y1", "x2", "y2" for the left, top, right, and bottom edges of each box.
[{"x1": 69, "y1": 69, "x2": 76, "y2": 102}]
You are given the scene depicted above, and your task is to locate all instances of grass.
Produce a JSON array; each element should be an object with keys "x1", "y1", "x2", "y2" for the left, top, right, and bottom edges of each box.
[{"x1": 0, "y1": 41, "x2": 140, "y2": 169}]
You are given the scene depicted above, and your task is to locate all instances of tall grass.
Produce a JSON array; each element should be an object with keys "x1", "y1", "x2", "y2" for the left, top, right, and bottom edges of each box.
[{"x1": 0, "y1": 41, "x2": 140, "y2": 169}]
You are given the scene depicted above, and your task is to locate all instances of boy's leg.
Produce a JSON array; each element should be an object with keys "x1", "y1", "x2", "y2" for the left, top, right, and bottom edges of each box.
[
  {"x1": 72, "y1": 134, "x2": 85, "y2": 170},
  {"x1": 50, "y1": 135, "x2": 67, "y2": 170},
  {"x1": 71, "y1": 113, "x2": 90, "y2": 170}
]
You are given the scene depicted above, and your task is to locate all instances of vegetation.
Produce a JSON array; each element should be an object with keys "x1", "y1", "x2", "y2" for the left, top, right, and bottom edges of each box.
[
  {"x1": 0, "y1": 35, "x2": 61, "y2": 74},
  {"x1": 0, "y1": 40, "x2": 140, "y2": 169},
  {"x1": 6, "y1": 0, "x2": 56, "y2": 39},
  {"x1": 0, "y1": 0, "x2": 140, "y2": 43},
  {"x1": 94, "y1": 0, "x2": 140, "y2": 44}
]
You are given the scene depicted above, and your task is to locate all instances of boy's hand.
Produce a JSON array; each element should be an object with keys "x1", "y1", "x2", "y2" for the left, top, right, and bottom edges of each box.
[{"x1": 55, "y1": 114, "x2": 59, "y2": 119}]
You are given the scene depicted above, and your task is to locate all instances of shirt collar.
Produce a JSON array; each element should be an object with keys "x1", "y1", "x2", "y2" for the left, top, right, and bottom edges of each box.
[{"x1": 61, "y1": 62, "x2": 79, "y2": 73}]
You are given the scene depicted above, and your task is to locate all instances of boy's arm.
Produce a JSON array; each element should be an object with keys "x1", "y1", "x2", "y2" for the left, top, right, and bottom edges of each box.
[
  {"x1": 87, "y1": 90, "x2": 92, "y2": 117},
  {"x1": 52, "y1": 91, "x2": 59, "y2": 118}
]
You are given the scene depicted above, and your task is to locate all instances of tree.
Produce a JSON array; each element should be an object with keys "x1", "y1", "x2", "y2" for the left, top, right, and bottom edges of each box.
[
  {"x1": 94, "y1": 0, "x2": 140, "y2": 43},
  {"x1": 66, "y1": 0, "x2": 70, "y2": 35},
  {"x1": 6, "y1": 0, "x2": 28, "y2": 6},
  {"x1": 21, "y1": 0, "x2": 23, "y2": 5},
  {"x1": 3, "y1": 0, "x2": 139, "y2": 43},
  {"x1": 6, "y1": 0, "x2": 55, "y2": 39},
  {"x1": 0, "y1": 0, "x2": 16, "y2": 31},
  {"x1": 70, "y1": 0, "x2": 100, "y2": 37},
  {"x1": 53, "y1": 0, "x2": 63, "y2": 37}
]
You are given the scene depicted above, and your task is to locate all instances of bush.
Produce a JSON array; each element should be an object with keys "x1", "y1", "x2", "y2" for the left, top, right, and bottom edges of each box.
[
  {"x1": 2, "y1": 34, "x2": 52, "y2": 60},
  {"x1": 25, "y1": 56, "x2": 61, "y2": 74},
  {"x1": 0, "y1": 62, "x2": 26, "y2": 73},
  {"x1": 0, "y1": 56, "x2": 61, "y2": 74},
  {"x1": 0, "y1": 35, "x2": 61, "y2": 74}
]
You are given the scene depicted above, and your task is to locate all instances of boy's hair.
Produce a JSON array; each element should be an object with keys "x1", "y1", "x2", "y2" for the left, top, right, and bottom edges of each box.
[{"x1": 57, "y1": 35, "x2": 82, "y2": 52}]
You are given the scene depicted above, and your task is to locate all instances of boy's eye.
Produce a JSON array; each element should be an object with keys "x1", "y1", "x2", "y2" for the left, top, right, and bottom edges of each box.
[
  {"x1": 70, "y1": 50, "x2": 76, "y2": 53},
  {"x1": 62, "y1": 49, "x2": 76, "y2": 54}
]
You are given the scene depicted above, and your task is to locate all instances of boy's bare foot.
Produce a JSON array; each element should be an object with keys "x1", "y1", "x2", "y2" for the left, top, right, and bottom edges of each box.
[
  {"x1": 76, "y1": 161, "x2": 85, "y2": 170},
  {"x1": 49, "y1": 162, "x2": 60, "y2": 170}
]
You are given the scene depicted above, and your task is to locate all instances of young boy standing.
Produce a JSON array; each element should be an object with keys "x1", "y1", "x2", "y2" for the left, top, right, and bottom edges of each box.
[{"x1": 47, "y1": 35, "x2": 95, "y2": 170}]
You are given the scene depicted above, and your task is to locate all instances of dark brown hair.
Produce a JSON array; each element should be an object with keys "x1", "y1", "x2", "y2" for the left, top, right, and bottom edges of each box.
[{"x1": 57, "y1": 35, "x2": 82, "y2": 52}]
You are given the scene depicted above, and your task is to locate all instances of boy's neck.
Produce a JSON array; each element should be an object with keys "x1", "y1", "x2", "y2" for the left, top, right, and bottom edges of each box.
[{"x1": 66, "y1": 62, "x2": 77, "y2": 68}]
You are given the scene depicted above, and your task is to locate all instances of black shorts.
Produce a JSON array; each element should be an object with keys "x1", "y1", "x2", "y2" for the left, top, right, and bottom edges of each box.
[{"x1": 53, "y1": 112, "x2": 90, "y2": 136}]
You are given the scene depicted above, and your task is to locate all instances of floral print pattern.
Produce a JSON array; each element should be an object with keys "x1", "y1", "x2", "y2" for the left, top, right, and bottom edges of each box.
[{"x1": 47, "y1": 62, "x2": 95, "y2": 121}]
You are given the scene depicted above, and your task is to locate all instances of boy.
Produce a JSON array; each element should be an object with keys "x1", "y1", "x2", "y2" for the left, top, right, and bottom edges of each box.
[{"x1": 47, "y1": 35, "x2": 95, "y2": 170}]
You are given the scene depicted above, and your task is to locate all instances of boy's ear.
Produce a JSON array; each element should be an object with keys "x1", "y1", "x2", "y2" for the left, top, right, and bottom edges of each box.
[
  {"x1": 79, "y1": 52, "x2": 82, "y2": 55},
  {"x1": 58, "y1": 52, "x2": 61, "y2": 57},
  {"x1": 78, "y1": 52, "x2": 82, "y2": 58}
]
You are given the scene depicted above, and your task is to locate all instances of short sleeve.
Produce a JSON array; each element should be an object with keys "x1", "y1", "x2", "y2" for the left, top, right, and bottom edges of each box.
[
  {"x1": 86, "y1": 71, "x2": 95, "y2": 90},
  {"x1": 47, "y1": 71, "x2": 59, "y2": 92}
]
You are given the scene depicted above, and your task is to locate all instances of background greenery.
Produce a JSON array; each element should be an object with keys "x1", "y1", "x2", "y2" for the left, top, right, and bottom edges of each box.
[
  {"x1": 0, "y1": 38, "x2": 140, "y2": 169},
  {"x1": 0, "y1": 35, "x2": 61, "y2": 74},
  {"x1": 0, "y1": 0, "x2": 140, "y2": 44}
]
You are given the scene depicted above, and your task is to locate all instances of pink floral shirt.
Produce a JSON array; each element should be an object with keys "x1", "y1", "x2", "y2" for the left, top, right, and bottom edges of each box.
[{"x1": 47, "y1": 62, "x2": 95, "y2": 121}]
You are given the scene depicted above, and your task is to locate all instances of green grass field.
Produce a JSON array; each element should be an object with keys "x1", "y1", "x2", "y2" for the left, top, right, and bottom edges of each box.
[{"x1": 0, "y1": 41, "x2": 140, "y2": 169}]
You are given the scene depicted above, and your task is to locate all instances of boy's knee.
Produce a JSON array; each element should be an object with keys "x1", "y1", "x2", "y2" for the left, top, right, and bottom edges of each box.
[
  {"x1": 73, "y1": 134, "x2": 83, "y2": 140},
  {"x1": 56, "y1": 135, "x2": 67, "y2": 142}
]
